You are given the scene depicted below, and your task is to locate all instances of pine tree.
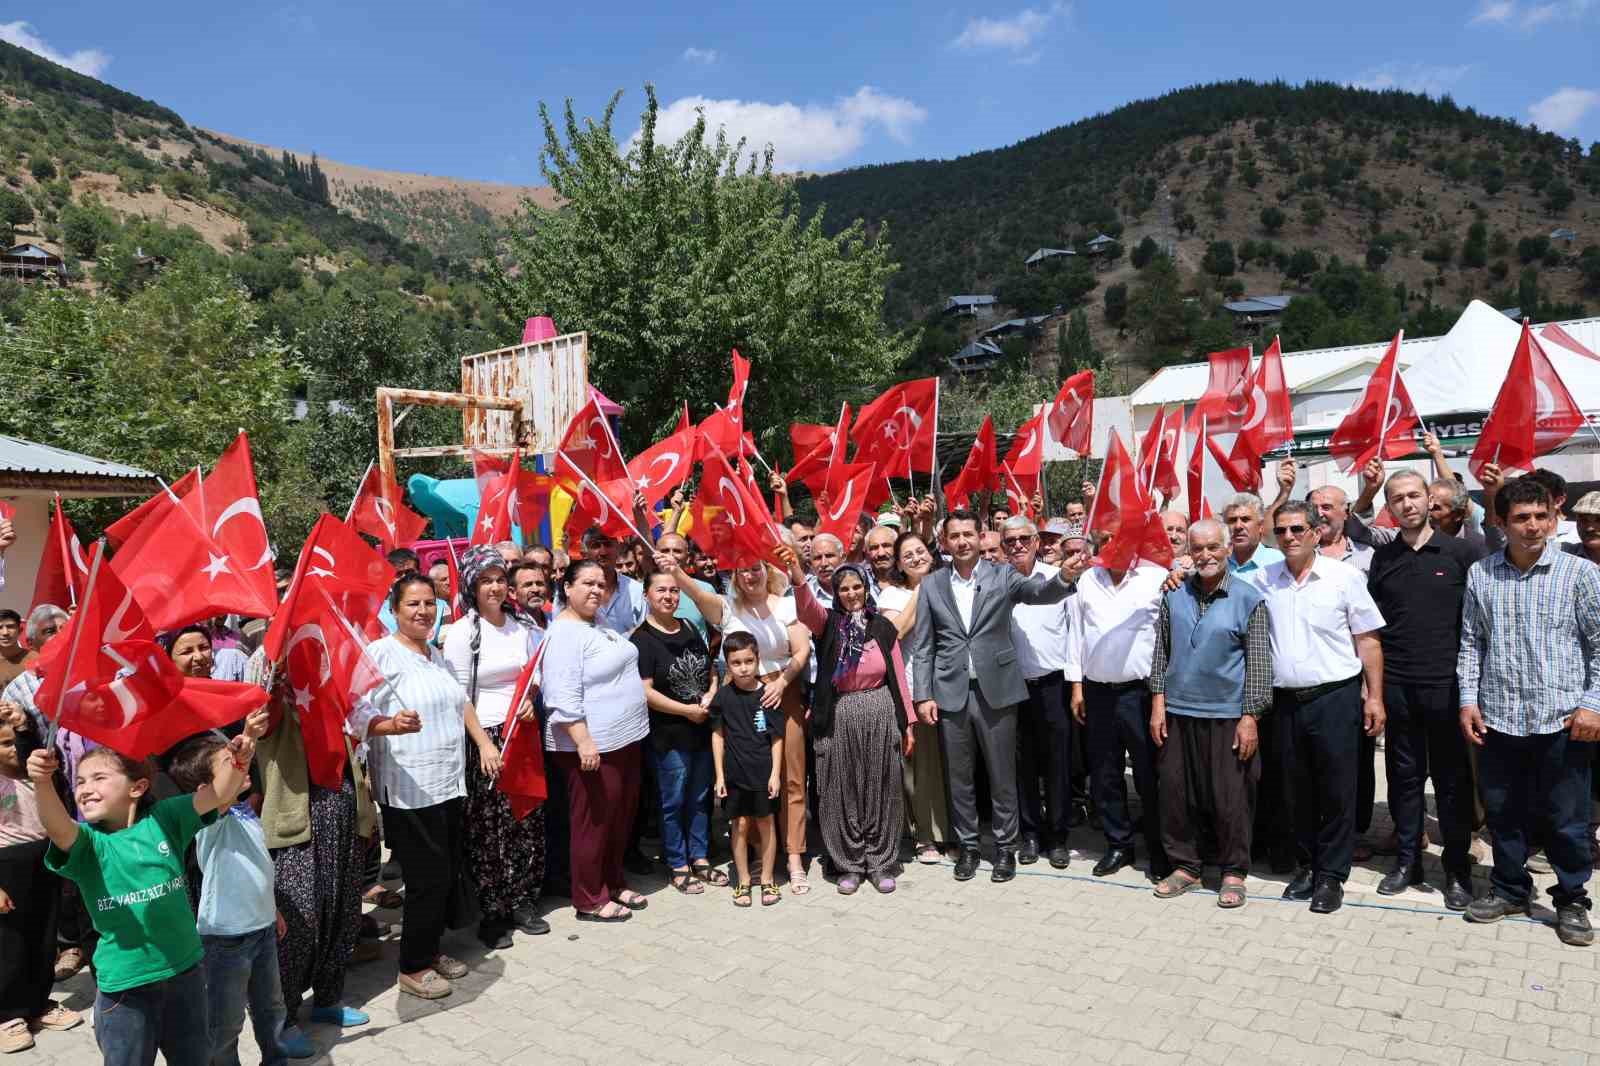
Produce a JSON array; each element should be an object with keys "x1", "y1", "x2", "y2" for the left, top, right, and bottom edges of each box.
[{"x1": 1064, "y1": 309, "x2": 1100, "y2": 373}]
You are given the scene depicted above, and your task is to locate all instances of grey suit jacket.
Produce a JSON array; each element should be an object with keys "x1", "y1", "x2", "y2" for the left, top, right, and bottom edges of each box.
[{"x1": 911, "y1": 559, "x2": 1075, "y2": 711}]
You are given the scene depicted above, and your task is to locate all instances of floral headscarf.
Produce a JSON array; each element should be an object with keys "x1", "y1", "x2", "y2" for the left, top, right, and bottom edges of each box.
[{"x1": 829, "y1": 562, "x2": 879, "y2": 686}]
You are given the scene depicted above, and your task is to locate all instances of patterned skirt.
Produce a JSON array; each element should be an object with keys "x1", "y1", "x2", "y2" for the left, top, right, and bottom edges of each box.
[
  {"x1": 815, "y1": 685, "x2": 905, "y2": 878},
  {"x1": 465, "y1": 722, "x2": 547, "y2": 922},
  {"x1": 273, "y1": 777, "x2": 365, "y2": 1015}
]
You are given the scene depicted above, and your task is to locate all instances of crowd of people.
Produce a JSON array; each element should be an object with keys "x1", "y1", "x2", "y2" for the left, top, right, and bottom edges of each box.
[{"x1": 0, "y1": 438, "x2": 1598, "y2": 1066}]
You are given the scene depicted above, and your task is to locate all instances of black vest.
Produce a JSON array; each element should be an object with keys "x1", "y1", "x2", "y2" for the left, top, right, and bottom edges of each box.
[{"x1": 810, "y1": 612, "x2": 908, "y2": 738}]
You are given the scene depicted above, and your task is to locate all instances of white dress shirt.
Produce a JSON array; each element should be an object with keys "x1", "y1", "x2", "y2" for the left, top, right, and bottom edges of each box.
[
  {"x1": 1012, "y1": 561, "x2": 1071, "y2": 679},
  {"x1": 949, "y1": 565, "x2": 981, "y2": 678},
  {"x1": 1260, "y1": 554, "x2": 1386, "y2": 689},
  {"x1": 1062, "y1": 563, "x2": 1168, "y2": 684},
  {"x1": 349, "y1": 636, "x2": 469, "y2": 810}
]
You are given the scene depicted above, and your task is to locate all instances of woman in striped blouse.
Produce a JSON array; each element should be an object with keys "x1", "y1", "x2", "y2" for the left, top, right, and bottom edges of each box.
[{"x1": 350, "y1": 573, "x2": 501, "y2": 1001}]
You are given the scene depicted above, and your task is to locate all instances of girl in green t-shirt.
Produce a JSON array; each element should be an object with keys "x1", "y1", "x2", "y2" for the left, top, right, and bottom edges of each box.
[{"x1": 29, "y1": 734, "x2": 255, "y2": 1066}]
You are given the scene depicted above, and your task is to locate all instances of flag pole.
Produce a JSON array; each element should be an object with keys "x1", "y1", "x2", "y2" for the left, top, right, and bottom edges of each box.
[
  {"x1": 556, "y1": 450, "x2": 654, "y2": 546},
  {"x1": 44, "y1": 540, "x2": 103, "y2": 751},
  {"x1": 346, "y1": 460, "x2": 375, "y2": 522},
  {"x1": 931, "y1": 378, "x2": 941, "y2": 512}
]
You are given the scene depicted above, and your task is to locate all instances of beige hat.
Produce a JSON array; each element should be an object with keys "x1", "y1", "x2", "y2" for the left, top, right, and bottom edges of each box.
[{"x1": 1570, "y1": 490, "x2": 1600, "y2": 516}]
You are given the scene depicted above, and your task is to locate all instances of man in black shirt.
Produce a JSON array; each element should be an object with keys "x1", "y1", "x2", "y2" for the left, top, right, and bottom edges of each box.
[{"x1": 1366, "y1": 470, "x2": 1483, "y2": 909}]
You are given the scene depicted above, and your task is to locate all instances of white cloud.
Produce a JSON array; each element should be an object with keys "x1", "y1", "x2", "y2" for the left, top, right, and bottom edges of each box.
[
  {"x1": 0, "y1": 21, "x2": 109, "y2": 77},
  {"x1": 632, "y1": 86, "x2": 928, "y2": 171},
  {"x1": 681, "y1": 46, "x2": 718, "y2": 65},
  {"x1": 1528, "y1": 86, "x2": 1600, "y2": 132},
  {"x1": 1469, "y1": 1, "x2": 1516, "y2": 23},
  {"x1": 1350, "y1": 63, "x2": 1472, "y2": 96},
  {"x1": 1467, "y1": 0, "x2": 1594, "y2": 28},
  {"x1": 950, "y1": 4, "x2": 1067, "y2": 51}
]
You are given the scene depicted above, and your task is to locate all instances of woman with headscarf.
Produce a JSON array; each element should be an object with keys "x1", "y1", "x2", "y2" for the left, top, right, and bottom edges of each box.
[
  {"x1": 782, "y1": 549, "x2": 914, "y2": 895},
  {"x1": 441, "y1": 546, "x2": 547, "y2": 949}
]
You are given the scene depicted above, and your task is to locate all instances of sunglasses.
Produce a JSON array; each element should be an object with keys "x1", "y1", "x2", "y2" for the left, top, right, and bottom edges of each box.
[
  {"x1": 1272, "y1": 524, "x2": 1309, "y2": 537},
  {"x1": 1001, "y1": 535, "x2": 1034, "y2": 547}
]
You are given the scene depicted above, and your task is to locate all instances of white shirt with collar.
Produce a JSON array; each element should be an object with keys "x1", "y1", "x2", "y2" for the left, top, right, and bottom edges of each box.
[
  {"x1": 1062, "y1": 562, "x2": 1168, "y2": 685},
  {"x1": 1012, "y1": 560, "x2": 1071, "y2": 679},
  {"x1": 1260, "y1": 553, "x2": 1386, "y2": 689},
  {"x1": 949, "y1": 564, "x2": 981, "y2": 679}
]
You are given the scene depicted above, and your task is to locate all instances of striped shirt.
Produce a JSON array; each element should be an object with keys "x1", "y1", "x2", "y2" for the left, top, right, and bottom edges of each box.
[
  {"x1": 348, "y1": 636, "x2": 469, "y2": 809},
  {"x1": 1458, "y1": 542, "x2": 1600, "y2": 737}
]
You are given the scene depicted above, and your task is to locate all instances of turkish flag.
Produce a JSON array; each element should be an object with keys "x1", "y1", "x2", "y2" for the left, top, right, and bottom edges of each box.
[
  {"x1": 1209, "y1": 428, "x2": 1262, "y2": 492},
  {"x1": 698, "y1": 349, "x2": 754, "y2": 457},
  {"x1": 197, "y1": 433, "x2": 277, "y2": 607},
  {"x1": 1541, "y1": 323, "x2": 1600, "y2": 363},
  {"x1": 1003, "y1": 410, "x2": 1046, "y2": 498},
  {"x1": 263, "y1": 514, "x2": 393, "y2": 665},
  {"x1": 562, "y1": 475, "x2": 637, "y2": 543},
  {"x1": 30, "y1": 495, "x2": 89, "y2": 615},
  {"x1": 1136, "y1": 406, "x2": 1170, "y2": 496},
  {"x1": 790, "y1": 423, "x2": 832, "y2": 463},
  {"x1": 278, "y1": 586, "x2": 386, "y2": 788},
  {"x1": 1189, "y1": 346, "x2": 1253, "y2": 434},
  {"x1": 1099, "y1": 509, "x2": 1176, "y2": 572},
  {"x1": 1085, "y1": 430, "x2": 1145, "y2": 545},
  {"x1": 1238, "y1": 337, "x2": 1294, "y2": 453},
  {"x1": 683, "y1": 499, "x2": 740, "y2": 570},
  {"x1": 471, "y1": 449, "x2": 523, "y2": 546},
  {"x1": 1149, "y1": 407, "x2": 1183, "y2": 500},
  {"x1": 943, "y1": 416, "x2": 1001, "y2": 510},
  {"x1": 350, "y1": 464, "x2": 428, "y2": 553},
  {"x1": 628, "y1": 428, "x2": 697, "y2": 509},
  {"x1": 675, "y1": 401, "x2": 693, "y2": 436},
  {"x1": 852, "y1": 378, "x2": 938, "y2": 474},
  {"x1": 814, "y1": 462, "x2": 878, "y2": 545},
  {"x1": 789, "y1": 403, "x2": 852, "y2": 494},
  {"x1": 1047, "y1": 371, "x2": 1095, "y2": 455},
  {"x1": 1001, "y1": 463, "x2": 1035, "y2": 519},
  {"x1": 555, "y1": 395, "x2": 631, "y2": 490},
  {"x1": 699, "y1": 442, "x2": 786, "y2": 568},
  {"x1": 1187, "y1": 419, "x2": 1208, "y2": 524},
  {"x1": 34, "y1": 547, "x2": 267, "y2": 758},
  {"x1": 1469, "y1": 320, "x2": 1588, "y2": 478},
  {"x1": 109, "y1": 490, "x2": 277, "y2": 631},
  {"x1": 499, "y1": 641, "x2": 550, "y2": 819},
  {"x1": 1328, "y1": 330, "x2": 1420, "y2": 473},
  {"x1": 106, "y1": 468, "x2": 199, "y2": 549}
]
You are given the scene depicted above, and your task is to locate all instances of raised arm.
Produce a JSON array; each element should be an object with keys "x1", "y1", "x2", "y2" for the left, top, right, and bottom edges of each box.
[
  {"x1": 791, "y1": 569, "x2": 829, "y2": 636},
  {"x1": 655, "y1": 553, "x2": 725, "y2": 625},
  {"x1": 26, "y1": 749, "x2": 78, "y2": 852}
]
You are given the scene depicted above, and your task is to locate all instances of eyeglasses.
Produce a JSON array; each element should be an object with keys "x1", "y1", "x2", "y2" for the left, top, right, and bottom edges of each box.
[
  {"x1": 1001, "y1": 535, "x2": 1034, "y2": 547},
  {"x1": 1272, "y1": 524, "x2": 1309, "y2": 537}
]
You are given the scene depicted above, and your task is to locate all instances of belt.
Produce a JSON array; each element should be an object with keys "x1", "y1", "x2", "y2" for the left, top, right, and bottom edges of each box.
[
  {"x1": 1085, "y1": 678, "x2": 1148, "y2": 692},
  {"x1": 1275, "y1": 675, "x2": 1360, "y2": 704}
]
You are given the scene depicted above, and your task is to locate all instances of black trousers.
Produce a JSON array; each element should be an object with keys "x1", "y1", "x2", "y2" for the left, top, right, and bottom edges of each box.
[
  {"x1": 382, "y1": 798, "x2": 465, "y2": 973},
  {"x1": 1018, "y1": 674, "x2": 1074, "y2": 846},
  {"x1": 0, "y1": 840, "x2": 59, "y2": 1024},
  {"x1": 1085, "y1": 680, "x2": 1166, "y2": 867},
  {"x1": 1480, "y1": 728, "x2": 1593, "y2": 908},
  {"x1": 1277, "y1": 677, "x2": 1362, "y2": 881},
  {"x1": 1253, "y1": 712, "x2": 1294, "y2": 859},
  {"x1": 1159, "y1": 714, "x2": 1259, "y2": 878},
  {"x1": 1357, "y1": 733, "x2": 1377, "y2": 835},
  {"x1": 1384, "y1": 682, "x2": 1472, "y2": 878}
]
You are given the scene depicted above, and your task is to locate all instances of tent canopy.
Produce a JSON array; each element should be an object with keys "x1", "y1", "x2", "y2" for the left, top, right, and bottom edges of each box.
[{"x1": 1403, "y1": 301, "x2": 1600, "y2": 418}]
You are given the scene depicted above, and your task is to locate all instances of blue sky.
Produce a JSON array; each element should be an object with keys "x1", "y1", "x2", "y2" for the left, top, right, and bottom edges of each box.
[{"x1": 8, "y1": 2, "x2": 1600, "y2": 185}]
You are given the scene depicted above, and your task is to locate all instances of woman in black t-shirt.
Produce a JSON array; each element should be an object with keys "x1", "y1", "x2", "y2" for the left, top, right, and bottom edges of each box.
[{"x1": 631, "y1": 572, "x2": 726, "y2": 894}]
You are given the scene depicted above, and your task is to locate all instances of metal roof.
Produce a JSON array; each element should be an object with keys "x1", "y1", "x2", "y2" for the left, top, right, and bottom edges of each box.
[
  {"x1": 1222, "y1": 294, "x2": 1293, "y2": 314},
  {"x1": 1086, "y1": 234, "x2": 1117, "y2": 247},
  {"x1": 944, "y1": 294, "x2": 998, "y2": 309},
  {"x1": 979, "y1": 315, "x2": 1050, "y2": 338},
  {"x1": 4, "y1": 244, "x2": 58, "y2": 260},
  {"x1": 1024, "y1": 248, "x2": 1075, "y2": 265},
  {"x1": 0, "y1": 435, "x2": 156, "y2": 479}
]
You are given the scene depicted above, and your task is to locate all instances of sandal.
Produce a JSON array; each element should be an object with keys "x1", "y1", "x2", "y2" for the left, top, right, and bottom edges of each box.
[
  {"x1": 1153, "y1": 871, "x2": 1201, "y2": 899},
  {"x1": 670, "y1": 871, "x2": 705, "y2": 895},
  {"x1": 732, "y1": 884, "x2": 753, "y2": 908},
  {"x1": 611, "y1": 891, "x2": 648, "y2": 910},
  {"x1": 690, "y1": 862, "x2": 730, "y2": 887},
  {"x1": 363, "y1": 886, "x2": 404, "y2": 910},
  {"x1": 1218, "y1": 880, "x2": 1248, "y2": 909},
  {"x1": 915, "y1": 844, "x2": 943, "y2": 865},
  {"x1": 787, "y1": 864, "x2": 812, "y2": 895},
  {"x1": 761, "y1": 883, "x2": 781, "y2": 907}
]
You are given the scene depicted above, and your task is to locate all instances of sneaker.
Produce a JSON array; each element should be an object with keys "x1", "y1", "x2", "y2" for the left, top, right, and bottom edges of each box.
[
  {"x1": 1556, "y1": 904, "x2": 1594, "y2": 947},
  {"x1": 30, "y1": 1003, "x2": 81, "y2": 1031},
  {"x1": 52, "y1": 947, "x2": 85, "y2": 982},
  {"x1": 308, "y1": 1005, "x2": 369, "y2": 1027},
  {"x1": 431, "y1": 955, "x2": 468, "y2": 980},
  {"x1": 1527, "y1": 850, "x2": 1554, "y2": 874},
  {"x1": 398, "y1": 970, "x2": 452, "y2": 1000},
  {"x1": 0, "y1": 1019, "x2": 34, "y2": 1053},
  {"x1": 1464, "y1": 894, "x2": 1532, "y2": 924}
]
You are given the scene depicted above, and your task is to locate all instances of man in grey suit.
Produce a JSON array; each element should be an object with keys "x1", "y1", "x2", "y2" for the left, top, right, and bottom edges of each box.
[{"x1": 912, "y1": 509, "x2": 1086, "y2": 882}]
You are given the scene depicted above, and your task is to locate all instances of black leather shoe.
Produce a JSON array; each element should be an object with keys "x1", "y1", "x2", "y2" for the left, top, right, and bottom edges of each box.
[
  {"x1": 953, "y1": 848, "x2": 981, "y2": 881},
  {"x1": 1556, "y1": 904, "x2": 1594, "y2": 947},
  {"x1": 1442, "y1": 876, "x2": 1473, "y2": 912},
  {"x1": 477, "y1": 921, "x2": 513, "y2": 949},
  {"x1": 991, "y1": 850, "x2": 1017, "y2": 883},
  {"x1": 1376, "y1": 861, "x2": 1425, "y2": 896},
  {"x1": 1309, "y1": 876, "x2": 1344, "y2": 914},
  {"x1": 1283, "y1": 867, "x2": 1315, "y2": 901},
  {"x1": 1018, "y1": 836, "x2": 1040, "y2": 865},
  {"x1": 1048, "y1": 844, "x2": 1072, "y2": 869},
  {"x1": 1465, "y1": 894, "x2": 1532, "y2": 923},
  {"x1": 513, "y1": 908, "x2": 551, "y2": 936},
  {"x1": 1092, "y1": 847, "x2": 1134, "y2": 877}
]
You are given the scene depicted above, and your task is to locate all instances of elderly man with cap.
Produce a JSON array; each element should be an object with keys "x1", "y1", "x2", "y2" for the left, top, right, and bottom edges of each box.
[
  {"x1": 1037, "y1": 518, "x2": 1069, "y2": 565},
  {"x1": 1004, "y1": 516, "x2": 1084, "y2": 868},
  {"x1": 1564, "y1": 491, "x2": 1600, "y2": 565},
  {"x1": 1148, "y1": 517, "x2": 1272, "y2": 907}
]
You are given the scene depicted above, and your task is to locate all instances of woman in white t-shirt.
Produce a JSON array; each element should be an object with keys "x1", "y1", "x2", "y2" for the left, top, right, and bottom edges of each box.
[
  {"x1": 442, "y1": 547, "x2": 546, "y2": 949},
  {"x1": 660, "y1": 554, "x2": 815, "y2": 893}
]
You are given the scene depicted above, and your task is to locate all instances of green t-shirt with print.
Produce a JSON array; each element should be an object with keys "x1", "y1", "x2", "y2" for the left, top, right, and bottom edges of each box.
[{"x1": 44, "y1": 794, "x2": 217, "y2": 993}]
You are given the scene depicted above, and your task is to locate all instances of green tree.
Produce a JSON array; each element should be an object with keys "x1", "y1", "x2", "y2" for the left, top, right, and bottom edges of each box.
[
  {"x1": 59, "y1": 197, "x2": 117, "y2": 258},
  {"x1": 1259, "y1": 205, "x2": 1286, "y2": 235},
  {"x1": 1103, "y1": 282, "x2": 1128, "y2": 327},
  {"x1": 1461, "y1": 221, "x2": 1488, "y2": 269},
  {"x1": 1063, "y1": 309, "x2": 1100, "y2": 373},
  {"x1": 482, "y1": 85, "x2": 910, "y2": 450},
  {"x1": 1202, "y1": 240, "x2": 1236, "y2": 278},
  {"x1": 1285, "y1": 248, "x2": 1321, "y2": 284},
  {"x1": 1301, "y1": 197, "x2": 1326, "y2": 231},
  {"x1": 1129, "y1": 255, "x2": 1191, "y2": 350},
  {"x1": 1131, "y1": 235, "x2": 1159, "y2": 269}
]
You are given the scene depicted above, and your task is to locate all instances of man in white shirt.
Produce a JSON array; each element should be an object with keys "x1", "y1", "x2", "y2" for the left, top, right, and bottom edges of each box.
[
  {"x1": 1260, "y1": 500, "x2": 1386, "y2": 915},
  {"x1": 1064, "y1": 537, "x2": 1172, "y2": 881},
  {"x1": 1003, "y1": 517, "x2": 1080, "y2": 869}
]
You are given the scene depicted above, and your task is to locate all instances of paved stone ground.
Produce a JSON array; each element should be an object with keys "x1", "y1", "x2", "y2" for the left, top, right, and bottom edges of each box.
[{"x1": 32, "y1": 766, "x2": 1600, "y2": 1066}]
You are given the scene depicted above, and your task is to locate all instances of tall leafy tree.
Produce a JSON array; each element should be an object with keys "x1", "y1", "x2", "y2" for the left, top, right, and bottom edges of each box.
[{"x1": 483, "y1": 85, "x2": 911, "y2": 450}]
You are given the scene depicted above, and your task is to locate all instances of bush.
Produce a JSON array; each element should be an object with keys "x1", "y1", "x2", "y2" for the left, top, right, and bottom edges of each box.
[
  {"x1": 1260, "y1": 205, "x2": 1286, "y2": 234},
  {"x1": 1301, "y1": 198, "x2": 1326, "y2": 230},
  {"x1": 1202, "y1": 240, "x2": 1236, "y2": 277},
  {"x1": 29, "y1": 156, "x2": 57, "y2": 181},
  {"x1": 1517, "y1": 235, "x2": 1551, "y2": 264},
  {"x1": 1131, "y1": 235, "x2": 1159, "y2": 269},
  {"x1": 1103, "y1": 282, "x2": 1128, "y2": 327},
  {"x1": 1285, "y1": 248, "x2": 1320, "y2": 284}
]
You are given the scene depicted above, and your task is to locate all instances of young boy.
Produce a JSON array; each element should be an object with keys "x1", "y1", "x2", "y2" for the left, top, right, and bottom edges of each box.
[
  {"x1": 709, "y1": 632, "x2": 783, "y2": 908},
  {"x1": 166, "y1": 725, "x2": 288, "y2": 1066}
]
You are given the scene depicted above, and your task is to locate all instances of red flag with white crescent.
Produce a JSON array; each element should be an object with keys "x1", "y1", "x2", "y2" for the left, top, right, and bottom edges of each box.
[
  {"x1": 1003, "y1": 409, "x2": 1045, "y2": 498},
  {"x1": 1469, "y1": 320, "x2": 1587, "y2": 478},
  {"x1": 106, "y1": 467, "x2": 199, "y2": 549},
  {"x1": 1328, "y1": 331, "x2": 1420, "y2": 474},
  {"x1": 814, "y1": 462, "x2": 878, "y2": 545},
  {"x1": 498, "y1": 638, "x2": 550, "y2": 819},
  {"x1": 852, "y1": 378, "x2": 938, "y2": 474},
  {"x1": 1188, "y1": 346, "x2": 1252, "y2": 434},
  {"x1": 1047, "y1": 371, "x2": 1094, "y2": 455},
  {"x1": 30, "y1": 494, "x2": 89, "y2": 615},
  {"x1": 196, "y1": 433, "x2": 277, "y2": 607},
  {"x1": 943, "y1": 416, "x2": 1000, "y2": 510},
  {"x1": 350, "y1": 464, "x2": 428, "y2": 553},
  {"x1": 628, "y1": 428, "x2": 697, "y2": 508},
  {"x1": 262, "y1": 514, "x2": 392, "y2": 665}
]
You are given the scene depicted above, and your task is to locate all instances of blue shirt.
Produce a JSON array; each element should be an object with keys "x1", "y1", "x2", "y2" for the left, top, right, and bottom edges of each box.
[
  {"x1": 195, "y1": 803, "x2": 276, "y2": 937},
  {"x1": 673, "y1": 577, "x2": 714, "y2": 641},
  {"x1": 1228, "y1": 542, "x2": 1284, "y2": 587},
  {"x1": 596, "y1": 574, "x2": 644, "y2": 635}
]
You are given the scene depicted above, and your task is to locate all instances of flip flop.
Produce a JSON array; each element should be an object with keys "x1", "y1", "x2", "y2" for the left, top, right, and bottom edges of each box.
[
  {"x1": 1153, "y1": 871, "x2": 1201, "y2": 899},
  {"x1": 1218, "y1": 881, "x2": 1248, "y2": 909}
]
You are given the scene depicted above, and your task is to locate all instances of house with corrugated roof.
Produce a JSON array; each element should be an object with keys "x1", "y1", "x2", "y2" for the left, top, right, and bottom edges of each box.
[
  {"x1": 942, "y1": 294, "x2": 998, "y2": 318},
  {"x1": 0, "y1": 243, "x2": 69, "y2": 285}
]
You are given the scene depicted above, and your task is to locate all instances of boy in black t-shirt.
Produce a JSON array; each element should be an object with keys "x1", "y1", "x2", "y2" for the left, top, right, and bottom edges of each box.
[{"x1": 710, "y1": 632, "x2": 783, "y2": 907}]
